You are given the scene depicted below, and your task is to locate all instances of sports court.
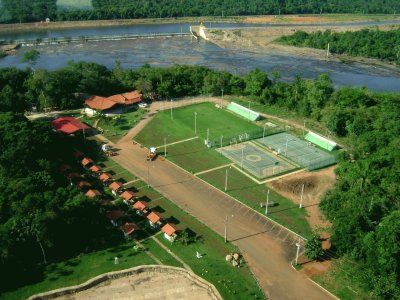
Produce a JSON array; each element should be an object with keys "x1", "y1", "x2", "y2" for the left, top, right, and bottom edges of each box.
[
  {"x1": 217, "y1": 141, "x2": 297, "y2": 179},
  {"x1": 256, "y1": 132, "x2": 336, "y2": 170}
]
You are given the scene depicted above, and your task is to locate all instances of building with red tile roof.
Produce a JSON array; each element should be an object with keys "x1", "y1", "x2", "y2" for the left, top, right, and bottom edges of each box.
[
  {"x1": 147, "y1": 211, "x2": 162, "y2": 225},
  {"x1": 120, "y1": 190, "x2": 135, "y2": 201},
  {"x1": 52, "y1": 117, "x2": 91, "y2": 135},
  {"x1": 109, "y1": 181, "x2": 124, "y2": 191},
  {"x1": 133, "y1": 200, "x2": 148, "y2": 212},
  {"x1": 121, "y1": 222, "x2": 140, "y2": 236},
  {"x1": 67, "y1": 172, "x2": 81, "y2": 181},
  {"x1": 84, "y1": 91, "x2": 143, "y2": 116},
  {"x1": 162, "y1": 223, "x2": 178, "y2": 241},
  {"x1": 107, "y1": 210, "x2": 125, "y2": 224},
  {"x1": 89, "y1": 165, "x2": 102, "y2": 173},
  {"x1": 99, "y1": 173, "x2": 113, "y2": 182},
  {"x1": 85, "y1": 189, "x2": 102, "y2": 198},
  {"x1": 81, "y1": 157, "x2": 94, "y2": 167}
]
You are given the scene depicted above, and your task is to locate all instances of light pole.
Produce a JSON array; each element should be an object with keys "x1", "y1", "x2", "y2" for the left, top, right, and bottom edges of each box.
[
  {"x1": 263, "y1": 123, "x2": 267, "y2": 142},
  {"x1": 220, "y1": 135, "x2": 223, "y2": 148},
  {"x1": 265, "y1": 189, "x2": 270, "y2": 215},
  {"x1": 299, "y1": 183, "x2": 305, "y2": 208},
  {"x1": 224, "y1": 167, "x2": 231, "y2": 192},
  {"x1": 194, "y1": 112, "x2": 197, "y2": 134},
  {"x1": 221, "y1": 88, "x2": 224, "y2": 107},
  {"x1": 224, "y1": 214, "x2": 234, "y2": 243},
  {"x1": 248, "y1": 101, "x2": 251, "y2": 120}
]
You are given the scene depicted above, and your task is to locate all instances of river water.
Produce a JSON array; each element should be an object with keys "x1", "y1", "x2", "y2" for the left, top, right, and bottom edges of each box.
[{"x1": 1, "y1": 22, "x2": 400, "y2": 91}]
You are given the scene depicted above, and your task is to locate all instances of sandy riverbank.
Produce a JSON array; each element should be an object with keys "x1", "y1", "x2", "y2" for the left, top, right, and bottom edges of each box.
[
  {"x1": 203, "y1": 23, "x2": 400, "y2": 73},
  {"x1": 1, "y1": 14, "x2": 399, "y2": 34}
]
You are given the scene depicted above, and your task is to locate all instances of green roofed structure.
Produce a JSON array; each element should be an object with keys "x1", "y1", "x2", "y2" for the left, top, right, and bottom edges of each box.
[
  {"x1": 305, "y1": 132, "x2": 337, "y2": 151},
  {"x1": 227, "y1": 102, "x2": 261, "y2": 121}
]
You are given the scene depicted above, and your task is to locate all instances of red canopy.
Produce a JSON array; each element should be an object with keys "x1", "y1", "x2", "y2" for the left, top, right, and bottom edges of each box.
[{"x1": 52, "y1": 117, "x2": 90, "y2": 134}]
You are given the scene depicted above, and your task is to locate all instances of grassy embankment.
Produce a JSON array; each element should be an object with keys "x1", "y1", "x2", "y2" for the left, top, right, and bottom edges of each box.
[{"x1": 135, "y1": 102, "x2": 311, "y2": 236}]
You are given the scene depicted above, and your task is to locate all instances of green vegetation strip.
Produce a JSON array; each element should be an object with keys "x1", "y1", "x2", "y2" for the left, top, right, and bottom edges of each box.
[
  {"x1": 199, "y1": 167, "x2": 312, "y2": 238},
  {"x1": 140, "y1": 238, "x2": 183, "y2": 268},
  {"x1": 2, "y1": 242, "x2": 156, "y2": 300}
]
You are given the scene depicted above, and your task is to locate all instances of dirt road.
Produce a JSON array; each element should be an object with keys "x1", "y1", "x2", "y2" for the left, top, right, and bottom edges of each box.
[{"x1": 108, "y1": 98, "x2": 336, "y2": 299}]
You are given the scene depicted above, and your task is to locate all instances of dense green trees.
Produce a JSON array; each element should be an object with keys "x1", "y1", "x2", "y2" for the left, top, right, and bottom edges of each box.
[
  {"x1": 0, "y1": 62, "x2": 399, "y2": 297},
  {"x1": 0, "y1": 112, "x2": 122, "y2": 292},
  {"x1": 278, "y1": 28, "x2": 400, "y2": 64},
  {"x1": 2, "y1": 0, "x2": 400, "y2": 23}
]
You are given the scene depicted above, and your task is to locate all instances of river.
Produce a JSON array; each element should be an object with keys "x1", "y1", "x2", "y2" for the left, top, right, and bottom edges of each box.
[{"x1": 1, "y1": 22, "x2": 400, "y2": 92}]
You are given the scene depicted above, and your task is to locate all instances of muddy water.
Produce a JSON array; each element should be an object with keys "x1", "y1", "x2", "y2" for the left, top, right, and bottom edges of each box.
[{"x1": 1, "y1": 23, "x2": 400, "y2": 91}]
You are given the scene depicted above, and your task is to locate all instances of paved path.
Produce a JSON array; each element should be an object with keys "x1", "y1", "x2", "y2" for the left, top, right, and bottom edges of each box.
[{"x1": 108, "y1": 97, "x2": 335, "y2": 299}]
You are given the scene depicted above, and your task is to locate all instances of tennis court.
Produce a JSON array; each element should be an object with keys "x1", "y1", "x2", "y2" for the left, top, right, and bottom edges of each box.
[
  {"x1": 217, "y1": 142, "x2": 297, "y2": 179},
  {"x1": 256, "y1": 132, "x2": 336, "y2": 170}
]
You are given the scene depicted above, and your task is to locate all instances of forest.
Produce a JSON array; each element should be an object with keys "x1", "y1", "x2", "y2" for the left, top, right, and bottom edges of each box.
[
  {"x1": 277, "y1": 27, "x2": 400, "y2": 64},
  {"x1": 2, "y1": 0, "x2": 400, "y2": 23},
  {"x1": 0, "y1": 63, "x2": 399, "y2": 298}
]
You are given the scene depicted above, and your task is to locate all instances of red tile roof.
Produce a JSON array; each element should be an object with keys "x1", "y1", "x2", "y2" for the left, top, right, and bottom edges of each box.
[
  {"x1": 77, "y1": 181, "x2": 91, "y2": 189},
  {"x1": 120, "y1": 190, "x2": 135, "y2": 201},
  {"x1": 52, "y1": 117, "x2": 90, "y2": 134},
  {"x1": 89, "y1": 165, "x2": 102, "y2": 172},
  {"x1": 162, "y1": 223, "x2": 178, "y2": 236},
  {"x1": 109, "y1": 181, "x2": 123, "y2": 191},
  {"x1": 99, "y1": 173, "x2": 113, "y2": 182},
  {"x1": 84, "y1": 91, "x2": 143, "y2": 111},
  {"x1": 81, "y1": 157, "x2": 94, "y2": 166},
  {"x1": 85, "y1": 189, "x2": 102, "y2": 198},
  {"x1": 107, "y1": 210, "x2": 125, "y2": 221},
  {"x1": 133, "y1": 200, "x2": 148, "y2": 211},
  {"x1": 147, "y1": 211, "x2": 162, "y2": 224},
  {"x1": 121, "y1": 222, "x2": 140, "y2": 235},
  {"x1": 85, "y1": 95, "x2": 116, "y2": 110}
]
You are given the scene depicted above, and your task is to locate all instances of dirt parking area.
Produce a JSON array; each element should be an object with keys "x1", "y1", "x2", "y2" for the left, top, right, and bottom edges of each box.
[
  {"x1": 268, "y1": 165, "x2": 336, "y2": 229},
  {"x1": 53, "y1": 270, "x2": 218, "y2": 300}
]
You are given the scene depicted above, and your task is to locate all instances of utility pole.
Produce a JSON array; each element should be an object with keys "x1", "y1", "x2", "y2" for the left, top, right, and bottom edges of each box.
[
  {"x1": 265, "y1": 189, "x2": 270, "y2": 215},
  {"x1": 221, "y1": 88, "x2": 224, "y2": 108},
  {"x1": 295, "y1": 239, "x2": 301, "y2": 265},
  {"x1": 299, "y1": 183, "x2": 305, "y2": 208},
  {"x1": 224, "y1": 168, "x2": 229, "y2": 192},
  {"x1": 220, "y1": 135, "x2": 223, "y2": 148},
  {"x1": 326, "y1": 43, "x2": 330, "y2": 58}
]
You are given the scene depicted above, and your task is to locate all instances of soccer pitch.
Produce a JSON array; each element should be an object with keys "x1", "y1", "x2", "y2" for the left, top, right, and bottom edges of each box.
[{"x1": 135, "y1": 102, "x2": 261, "y2": 147}]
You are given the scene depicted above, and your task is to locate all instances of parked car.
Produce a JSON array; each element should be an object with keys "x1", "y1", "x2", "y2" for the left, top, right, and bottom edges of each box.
[{"x1": 138, "y1": 102, "x2": 148, "y2": 108}]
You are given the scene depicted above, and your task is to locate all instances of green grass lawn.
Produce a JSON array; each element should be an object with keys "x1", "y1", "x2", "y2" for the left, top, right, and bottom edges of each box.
[
  {"x1": 57, "y1": 0, "x2": 92, "y2": 9},
  {"x1": 81, "y1": 109, "x2": 147, "y2": 143},
  {"x1": 199, "y1": 167, "x2": 312, "y2": 238},
  {"x1": 2, "y1": 241, "x2": 155, "y2": 300},
  {"x1": 140, "y1": 238, "x2": 183, "y2": 268},
  {"x1": 166, "y1": 138, "x2": 230, "y2": 173},
  {"x1": 135, "y1": 102, "x2": 261, "y2": 147}
]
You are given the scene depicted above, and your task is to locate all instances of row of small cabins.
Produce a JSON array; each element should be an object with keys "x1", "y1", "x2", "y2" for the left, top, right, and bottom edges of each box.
[{"x1": 61, "y1": 150, "x2": 178, "y2": 242}]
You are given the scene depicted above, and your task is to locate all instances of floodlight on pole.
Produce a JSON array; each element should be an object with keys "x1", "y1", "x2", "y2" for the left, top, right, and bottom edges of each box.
[
  {"x1": 265, "y1": 189, "x2": 270, "y2": 215},
  {"x1": 299, "y1": 183, "x2": 305, "y2": 208},
  {"x1": 295, "y1": 239, "x2": 301, "y2": 265},
  {"x1": 224, "y1": 167, "x2": 230, "y2": 192}
]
